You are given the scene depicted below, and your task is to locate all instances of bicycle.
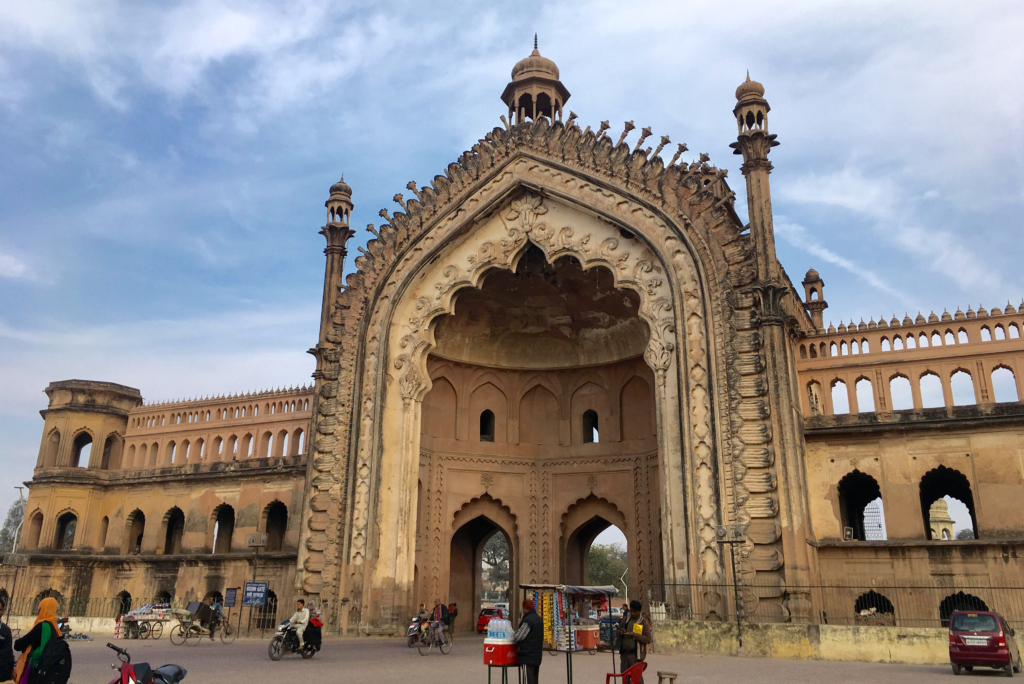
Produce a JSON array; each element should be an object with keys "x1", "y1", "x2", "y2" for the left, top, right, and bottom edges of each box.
[{"x1": 417, "y1": 621, "x2": 452, "y2": 655}]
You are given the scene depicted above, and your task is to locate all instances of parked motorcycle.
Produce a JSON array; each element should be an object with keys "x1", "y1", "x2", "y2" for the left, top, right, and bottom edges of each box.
[
  {"x1": 106, "y1": 643, "x2": 186, "y2": 684},
  {"x1": 267, "y1": 619, "x2": 316, "y2": 661}
]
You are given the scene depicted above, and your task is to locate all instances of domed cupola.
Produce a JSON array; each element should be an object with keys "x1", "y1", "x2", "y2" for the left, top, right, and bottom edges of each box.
[{"x1": 500, "y1": 35, "x2": 570, "y2": 124}]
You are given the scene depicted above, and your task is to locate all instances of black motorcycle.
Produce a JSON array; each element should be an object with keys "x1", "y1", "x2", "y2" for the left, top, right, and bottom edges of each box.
[{"x1": 268, "y1": 619, "x2": 316, "y2": 661}]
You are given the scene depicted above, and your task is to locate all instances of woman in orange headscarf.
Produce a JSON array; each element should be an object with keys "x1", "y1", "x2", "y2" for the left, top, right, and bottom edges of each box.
[{"x1": 12, "y1": 598, "x2": 61, "y2": 684}]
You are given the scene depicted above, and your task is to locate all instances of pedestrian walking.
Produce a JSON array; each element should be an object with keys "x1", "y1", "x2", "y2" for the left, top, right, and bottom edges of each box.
[
  {"x1": 513, "y1": 599, "x2": 543, "y2": 684},
  {"x1": 13, "y1": 597, "x2": 71, "y2": 684},
  {"x1": 617, "y1": 599, "x2": 652, "y2": 683}
]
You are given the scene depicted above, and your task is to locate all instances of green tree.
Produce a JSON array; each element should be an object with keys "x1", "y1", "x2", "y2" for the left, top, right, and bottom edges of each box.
[
  {"x1": 955, "y1": 528, "x2": 975, "y2": 540},
  {"x1": 481, "y1": 533, "x2": 510, "y2": 593},
  {"x1": 588, "y1": 542, "x2": 628, "y2": 595},
  {"x1": 0, "y1": 498, "x2": 26, "y2": 555}
]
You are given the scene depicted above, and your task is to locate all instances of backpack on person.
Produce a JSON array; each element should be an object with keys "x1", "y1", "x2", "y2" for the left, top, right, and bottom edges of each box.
[{"x1": 29, "y1": 635, "x2": 72, "y2": 684}]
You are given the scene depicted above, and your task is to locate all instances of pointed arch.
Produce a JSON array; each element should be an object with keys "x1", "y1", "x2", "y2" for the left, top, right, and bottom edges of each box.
[
  {"x1": 470, "y1": 381, "x2": 508, "y2": 443},
  {"x1": 559, "y1": 495, "x2": 628, "y2": 588},
  {"x1": 519, "y1": 383, "x2": 560, "y2": 445},
  {"x1": 421, "y1": 375, "x2": 457, "y2": 440}
]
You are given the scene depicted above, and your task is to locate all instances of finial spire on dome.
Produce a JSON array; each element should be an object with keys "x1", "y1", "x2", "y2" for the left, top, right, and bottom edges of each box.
[{"x1": 534, "y1": 33, "x2": 538, "y2": 50}]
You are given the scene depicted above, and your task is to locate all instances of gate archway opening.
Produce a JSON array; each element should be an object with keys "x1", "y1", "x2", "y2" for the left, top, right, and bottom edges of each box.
[
  {"x1": 560, "y1": 496, "x2": 630, "y2": 596},
  {"x1": 449, "y1": 515, "x2": 514, "y2": 633}
]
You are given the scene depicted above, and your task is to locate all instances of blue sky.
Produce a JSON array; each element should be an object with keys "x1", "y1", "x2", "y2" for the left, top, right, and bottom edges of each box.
[{"x1": 2, "y1": 0, "x2": 1023, "y2": 521}]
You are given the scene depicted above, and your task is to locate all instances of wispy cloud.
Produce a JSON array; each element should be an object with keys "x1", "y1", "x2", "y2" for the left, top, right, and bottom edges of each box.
[
  {"x1": 775, "y1": 219, "x2": 916, "y2": 309},
  {"x1": 779, "y1": 168, "x2": 1006, "y2": 293}
]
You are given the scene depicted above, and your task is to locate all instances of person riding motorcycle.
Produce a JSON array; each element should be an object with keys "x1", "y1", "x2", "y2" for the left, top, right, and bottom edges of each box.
[{"x1": 287, "y1": 599, "x2": 309, "y2": 650}]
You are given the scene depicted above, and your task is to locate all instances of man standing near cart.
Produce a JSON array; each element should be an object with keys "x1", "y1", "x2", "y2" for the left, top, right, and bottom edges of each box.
[
  {"x1": 513, "y1": 599, "x2": 543, "y2": 684},
  {"x1": 617, "y1": 599, "x2": 652, "y2": 682}
]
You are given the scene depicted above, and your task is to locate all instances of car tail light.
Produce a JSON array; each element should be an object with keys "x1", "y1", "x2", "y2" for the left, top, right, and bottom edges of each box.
[{"x1": 949, "y1": 633, "x2": 956, "y2": 643}]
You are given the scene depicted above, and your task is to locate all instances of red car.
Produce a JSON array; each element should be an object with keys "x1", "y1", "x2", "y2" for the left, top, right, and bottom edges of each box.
[
  {"x1": 477, "y1": 607, "x2": 508, "y2": 633},
  {"x1": 949, "y1": 610, "x2": 1022, "y2": 675}
]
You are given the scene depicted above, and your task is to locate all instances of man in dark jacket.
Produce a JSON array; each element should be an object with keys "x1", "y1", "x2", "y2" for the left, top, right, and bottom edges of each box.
[
  {"x1": 0, "y1": 596, "x2": 14, "y2": 683},
  {"x1": 513, "y1": 599, "x2": 544, "y2": 684},
  {"x1": 617, "y1": 599, "x2": 653, "y2": 683}
]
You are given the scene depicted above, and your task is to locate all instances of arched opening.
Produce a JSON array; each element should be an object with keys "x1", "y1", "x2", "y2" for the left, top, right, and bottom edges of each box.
[
  {"x1": 831, "y1": 380, "x2": 849, "y2": 414},
  {"x1": 212, "y1": 504, "x2": 235, "y2": 553},
  {"x1": 560, "y1": 496, "x2": 630, "y2": 596},
  {"x1": 836, "y1": 471, "x2": 884, "y2": 541},
  {"x1": 958, "y1": 329, "x2": 969, "y2": 343},
  {"x1": 54, "y1": 512, "x2": 77, "y2": 550},
  {"x1": 536, "y1": 92, "x2": 553, "y2": 119},
  {"x1": 43, "y1": 430, "x2": 61, "y2": 468},
  {"x1": 34, "y1": 590, "x2": 65, "y2": 615},
  {"x1": 809, "y1": 344, "x2": 817, "y2": 358},
  {"x1": 981, "y1": 326, "x2": 992, "y2": 342},
  {"x1": 114, "y1": 591, "x2": 132, "y2": 617},
  {"x1": 98, "y1": 516, "x2": 109, "y2": 551},
  {"x1": 920, "y1": 466, "x2": 978, "y2": 540},
  {"x1": 582, "y1": 409, "x2": 599, "y2": 443},
  {"x1": 100, "y1": 436, "x2": 115, "y2": 470},
  {"x1": 919, "y1": 372, "x2": 944, "y2": 408},
  {"x1": 991, "y1": 366, "x2": 1018, "y2": 402},
  {"x1": 25, "y1": 510, "x2": 43, "y2": 549},
  {"x1": 450, "y1": 515, "x2": 514, "y2": 633},
  {"x1": 203, "y1": 590, "x2": 224, "y2": 604},
  {"x1": 939, "y1": 592, "x2": 988, "y2": 627},
  {"x1": 125, "y1": 509, "x2": 145, "y2": 554},
  {"x1": 950, "y1": 370, "x2": 976, "y2": 406},
  {"x1": 70, "y1": 432, "x2": 92, "y2": 468},
  {"x1": 162, "y1": 507, "x2": 185, "y2": 555},
  {"x1": 881, "y1": 337, "x2": 891, "y2": 352},
  {"x1": 806, "y1": 381, "x2": 824, "y2": 416},
  {"x1": 154, "y1": 590, "x2": 172, "y2": 606},
  {"x1": 479, "y1": 410, "x2": 495, "y2": 442},
  {"x1": 264, "y1": 501, "x2": 288, "y2": 552},
  {"x1": 855, "y1": 378, "x2": 875, "y2": 413},
  {"x1": 854, "y1": 590, "x2": 895, "y2": 616},
  {"x1": 889, "y1": 374, "x2": 913, "y2": 411},
  {"x1": 893, "y1": 336, "x2": 904, "y2": 351}
]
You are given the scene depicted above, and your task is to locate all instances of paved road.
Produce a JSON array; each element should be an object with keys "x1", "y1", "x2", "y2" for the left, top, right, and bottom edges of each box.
[{"x1": 64, "y1": 633, "x2": 982, "y2": 684}]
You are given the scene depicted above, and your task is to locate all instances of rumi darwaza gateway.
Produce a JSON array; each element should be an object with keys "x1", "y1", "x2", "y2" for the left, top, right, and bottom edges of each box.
[{"x1": 7, "y1": 44, "x2": 1024, "y2": 634}]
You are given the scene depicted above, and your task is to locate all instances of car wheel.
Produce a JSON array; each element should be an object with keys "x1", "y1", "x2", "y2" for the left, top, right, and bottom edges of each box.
[
  {"x1": 1004, "y1": 663, "x2": 1014, "y2": 678},
  {"x1": 952, "y1": 664, "x2": 961, "y2": 675},
  {"x1": 965, "y1": 666, "x2": 974, "y2": 672},
  {"x1": 1015, "y1": 656, "x2": 1022, "y2": 674}
]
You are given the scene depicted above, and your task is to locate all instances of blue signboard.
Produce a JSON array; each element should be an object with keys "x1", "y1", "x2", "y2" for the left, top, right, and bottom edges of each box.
[
  {"x1": 225, "y1": 588, "x2": 237, "y2": 608},
  {"x1": 243, "y1": 581, "x2": 268, "y2": 607}
]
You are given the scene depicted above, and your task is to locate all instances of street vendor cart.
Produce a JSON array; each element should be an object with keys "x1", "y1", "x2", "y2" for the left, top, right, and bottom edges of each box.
[
  {"x1": 119, "y1": 603, "x2": 173, "y2": 640},
  {"x1": 519, "y1": 584, "x2": 619, "y2": 684}
]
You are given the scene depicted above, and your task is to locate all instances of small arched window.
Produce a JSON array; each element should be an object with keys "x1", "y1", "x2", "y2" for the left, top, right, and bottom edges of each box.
[
  {"x1": 479, "y1": 410, "x2": 495, "y2": 443},
  {"x1": 583, "y1": 410, "x2": 599, "y2": 443}
]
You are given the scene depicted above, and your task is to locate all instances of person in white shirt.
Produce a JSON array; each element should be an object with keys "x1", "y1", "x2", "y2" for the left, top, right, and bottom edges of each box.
[{"x1": 288, "y1": 599, "x2": 310, "y2": 649}]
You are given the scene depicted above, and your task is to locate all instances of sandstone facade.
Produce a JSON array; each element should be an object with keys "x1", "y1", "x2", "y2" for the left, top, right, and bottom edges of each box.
[{"x1": 7, "y1": 47, "x2": 1023, "y2": 633}]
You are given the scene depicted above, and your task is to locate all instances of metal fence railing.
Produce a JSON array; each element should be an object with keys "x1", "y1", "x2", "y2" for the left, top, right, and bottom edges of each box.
[
  {"x1": 646, "y1": 582, "x2": 1024, "y2": 629},
  {"x1": 0, "y1": 593, "x2": 280, "y2": 635}
]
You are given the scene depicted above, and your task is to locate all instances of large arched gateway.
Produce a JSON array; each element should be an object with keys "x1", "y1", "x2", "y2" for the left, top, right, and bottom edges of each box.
[
  {"x1": 14, "y1": 43, "x2": 1024, "y2": 640},
  {"x1": 298, "y1": 46, "x2": 814, "y2": 631}
]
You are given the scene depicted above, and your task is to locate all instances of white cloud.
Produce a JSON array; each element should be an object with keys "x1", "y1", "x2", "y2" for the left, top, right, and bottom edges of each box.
[
  {"x1": 778, "y1": 168, "x2": 1005, "y2": 293},
  {"x1": 0, "y1": 248, "x2": 39, "y2": 281}
]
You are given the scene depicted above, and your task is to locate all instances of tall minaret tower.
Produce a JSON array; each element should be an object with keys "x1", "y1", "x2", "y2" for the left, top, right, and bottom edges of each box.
[
  {"x1": 730, "y1": 73, "x2": 779, "y2": 282},
  {"x1": 730, "y1": 75, "x2": 817, "y2": 619},
  {"x1": 315, "y1": 177, "x2": 356, "y2": 365}
]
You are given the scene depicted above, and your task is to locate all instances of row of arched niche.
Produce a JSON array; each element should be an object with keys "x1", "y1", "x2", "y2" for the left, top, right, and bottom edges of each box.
[{"x1": 20, "y1": 500, "x2": 290, "y2": 556}]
